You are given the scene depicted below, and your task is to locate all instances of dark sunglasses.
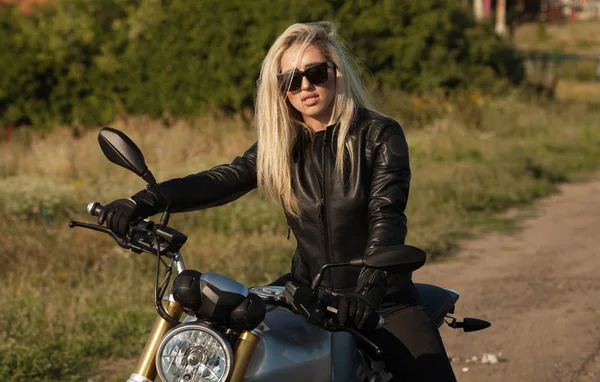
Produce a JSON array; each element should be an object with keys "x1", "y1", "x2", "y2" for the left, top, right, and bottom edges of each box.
[{"x1": 278, "y1": 61, "x2": 336, "y2": 92}]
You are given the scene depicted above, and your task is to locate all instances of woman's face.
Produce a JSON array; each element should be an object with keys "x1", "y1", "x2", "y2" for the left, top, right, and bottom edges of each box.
[{"x1": 280, "y1": 44, "x2": 336, "y2": 131}]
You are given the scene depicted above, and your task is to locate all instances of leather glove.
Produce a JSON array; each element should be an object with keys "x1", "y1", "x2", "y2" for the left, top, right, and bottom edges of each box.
[
  {"x1": 97, "y1": 197, "x2": 156, "y2": 236},
  {"x1": 337, "y1": 292, "x2": 379, "y2": 330}
]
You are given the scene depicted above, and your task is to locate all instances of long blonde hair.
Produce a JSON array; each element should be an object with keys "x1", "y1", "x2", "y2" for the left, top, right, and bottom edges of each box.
[{"x1": 255, "y1": 21, "x2": 375, "y2": 216}]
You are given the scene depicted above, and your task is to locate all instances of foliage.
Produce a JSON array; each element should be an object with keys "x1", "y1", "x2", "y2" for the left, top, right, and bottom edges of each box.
[
  {"x1": 0, "y1": 0, "x2": 524, "y2": 128},
  {"x1": 334, "y1": 0, "x2": 525, "y2": 93},
  {"x1": 0, "y1": 1, "x2": 135, "y2": 128}
]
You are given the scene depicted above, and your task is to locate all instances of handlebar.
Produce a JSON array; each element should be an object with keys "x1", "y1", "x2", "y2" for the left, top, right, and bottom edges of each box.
[
  {"x1": 87, "y1": 201, "x2": 103, "y2": 217},
  {"x1": 320, "y1": 293, "x2": 385, "y2": 329},
  {"x1": 70, "y1": 201, "x2": 187, "y2": 258},
  {"x1": 318, "y1": 288, "x2": 384, "y2": 331}
]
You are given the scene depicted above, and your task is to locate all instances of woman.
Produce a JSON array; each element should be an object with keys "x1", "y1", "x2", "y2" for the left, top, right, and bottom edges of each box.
[{"x1": 98, "y1": 21, "x2": 457, "y2": 381}]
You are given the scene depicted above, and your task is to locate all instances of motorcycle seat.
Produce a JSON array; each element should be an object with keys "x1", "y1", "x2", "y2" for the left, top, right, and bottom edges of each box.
[{"x1": 414, "y1": 283, "x2": 459, "y2": 325}]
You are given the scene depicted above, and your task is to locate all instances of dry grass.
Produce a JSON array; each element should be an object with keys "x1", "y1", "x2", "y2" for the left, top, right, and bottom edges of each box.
[
  {"x1": 555, "y1": 79, "x2": 600, "y2": 102},
  {"x1": 513, "y1": 20, "x2": 600, "y2": 54},
  {"x1": 0, "y1": 114, "x2": 255, "y2": 182}
]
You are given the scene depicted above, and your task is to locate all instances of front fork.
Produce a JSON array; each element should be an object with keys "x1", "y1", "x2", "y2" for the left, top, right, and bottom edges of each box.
[
  {"x1": 127, "y1": 295, "x2": 183, "y2": 382},
  {"x1": 230, "y1": 325, "x2": 264, "y2": 382}
]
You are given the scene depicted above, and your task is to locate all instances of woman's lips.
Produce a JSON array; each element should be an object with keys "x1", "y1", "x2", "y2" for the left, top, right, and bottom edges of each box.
[{"x1": 302, "y1": 93, "x2": 319, "y2": 106}]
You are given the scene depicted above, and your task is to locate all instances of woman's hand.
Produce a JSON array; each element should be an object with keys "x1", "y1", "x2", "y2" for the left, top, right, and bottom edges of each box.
[
  {"x1": 337, "y1": 292, "x2": 378, "y2": 330},
  {"x1": 97, "y1": 198, "x2": 154, "y2": 236}
]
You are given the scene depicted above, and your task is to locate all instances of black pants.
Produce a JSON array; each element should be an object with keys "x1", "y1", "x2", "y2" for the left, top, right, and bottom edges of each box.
[{"x1": 372, "y1": 285, "x2": 457, "y2": 382}]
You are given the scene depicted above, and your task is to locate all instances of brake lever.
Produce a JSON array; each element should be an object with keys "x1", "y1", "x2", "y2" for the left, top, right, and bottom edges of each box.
[
  {"x1": 69, "y1": 220, "x2": 133, "y2": 250},
  {"x1": 324, "y1": 318, "x2": 384, "y2": 356},
  {"x1": 345, "y1": 326, "x2": 383, "y2": 356}
]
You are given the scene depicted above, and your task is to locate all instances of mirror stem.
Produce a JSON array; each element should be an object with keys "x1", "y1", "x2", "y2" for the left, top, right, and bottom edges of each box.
[
  {"x1": 160, "y1": 209, "x2": 171, "y2": 226},
  {"x1": 141, "y1": 169, "x2": 157, "y2": 185},
  {"x1": 311, "y1": 261, "x2": 354, "y2": 290},
  {"x1": 142, "y1": 169, "x2": 170, "y2": 206},
  {"x1": 310, "y1": 258, "x2": 365, "y2": 290},
  {"x1": 142, "y1": 169, "x2": 172, "y2": 226},
  {"x1": 310, "y1": 272, "x2": 325, "y2": 290}
]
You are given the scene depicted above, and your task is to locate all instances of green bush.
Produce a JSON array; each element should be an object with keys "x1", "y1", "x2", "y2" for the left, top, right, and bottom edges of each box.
[
  {"x1": 0, "y1": 0, "x2": 525, "y2": 128},
  {"x1": 334, "y1": 0, "x2": 525, "y2": 93},
  {"x1": 0, "y1": 1, "x2": 132, "y2": 129}
]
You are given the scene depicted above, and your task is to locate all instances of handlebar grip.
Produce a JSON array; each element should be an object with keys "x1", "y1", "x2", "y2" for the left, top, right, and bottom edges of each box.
[
  {"x1": 321, "y1": 291, "x2": 384, "y2": 330},
  {"x1": 87, "y1": 201, "x2": 104, "y2": 217}
]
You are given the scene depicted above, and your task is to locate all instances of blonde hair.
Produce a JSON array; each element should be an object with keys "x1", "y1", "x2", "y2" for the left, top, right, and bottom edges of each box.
[{"x1": 255, "y1": 21, "x2": 375, "y2": 216}]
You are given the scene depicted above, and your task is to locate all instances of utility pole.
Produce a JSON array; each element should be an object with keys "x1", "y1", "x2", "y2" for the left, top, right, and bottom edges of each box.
[
  {"x1": 495, "y1": 0, "x2": 507, "y2": 36},
  {"x1": 474, "y1": 0, "x2": 484, "y2": 22}
]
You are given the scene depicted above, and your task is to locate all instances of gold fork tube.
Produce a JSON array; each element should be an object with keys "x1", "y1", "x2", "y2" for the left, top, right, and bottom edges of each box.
[
  {"x1": 133, "y1": 297, "x2": 183, "y2": 380},
  {"x1": 229, "y1": 325, "x2": 264, "y2": 382}
]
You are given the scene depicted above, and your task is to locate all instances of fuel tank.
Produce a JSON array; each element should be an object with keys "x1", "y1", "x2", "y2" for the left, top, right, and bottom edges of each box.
[
  {"x1": 243, "y1": 305, "x2": 332, "y2": 381},
  {"x1": 242, "y1": 286, "x2": 360, "y2": 382}
]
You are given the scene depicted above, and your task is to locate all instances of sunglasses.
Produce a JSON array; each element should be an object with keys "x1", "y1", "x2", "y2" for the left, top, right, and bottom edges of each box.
[{"x1": 278, "y1": 61, "x2": 336, "y2": 92}]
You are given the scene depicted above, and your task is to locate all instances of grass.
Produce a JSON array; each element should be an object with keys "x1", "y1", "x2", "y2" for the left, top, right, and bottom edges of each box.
[
  {"x1": 2, "y1": 90, "x2": 600, "y2": 380},
  {"x1": 514, "y1": 20, "x2": 600, "y2": 54},
  {"x1": 555, "y1": 80, "x2": 600, "y2": 102},
  {"x1": 515, "y1": 21, "x2": 600, "y2": 88}
]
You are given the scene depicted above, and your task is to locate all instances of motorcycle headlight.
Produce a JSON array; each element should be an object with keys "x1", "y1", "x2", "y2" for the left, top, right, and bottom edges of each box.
[{"x1": 156, "y1": 323, "x2": 233, "y2": 382}]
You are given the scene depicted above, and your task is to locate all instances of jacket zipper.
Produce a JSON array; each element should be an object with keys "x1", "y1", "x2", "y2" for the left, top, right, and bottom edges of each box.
[{"x1": 320, "y1": 128, "x2": 335, "y2": 288}]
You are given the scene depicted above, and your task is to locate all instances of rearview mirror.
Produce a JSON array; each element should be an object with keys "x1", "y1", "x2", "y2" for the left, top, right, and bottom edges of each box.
[
  {"x1": 98, "y1": 127, "x2": 155, "y2": 184},
  {"x1": 361, "y1": 245, "x2": 426, "y2": 274},
  {"x1": 310, "y1": 244, "x2": 427, "y2": 289}
]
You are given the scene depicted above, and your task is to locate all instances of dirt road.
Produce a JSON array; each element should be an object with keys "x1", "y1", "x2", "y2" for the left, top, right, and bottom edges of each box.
[{"x1": 413, "y1": 177, "x2": 600, "y2": 382}]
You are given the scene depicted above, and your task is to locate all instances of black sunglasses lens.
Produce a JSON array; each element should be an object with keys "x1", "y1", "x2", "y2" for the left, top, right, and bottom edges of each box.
[
  {"x1": 306, "y1": 64, "x2": 329, "y2": 85},
  {"x1": 289, "y1": 74, "x2": 303, "y2": 91}
]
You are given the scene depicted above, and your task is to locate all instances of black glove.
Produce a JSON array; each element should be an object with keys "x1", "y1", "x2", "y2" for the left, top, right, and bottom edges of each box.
[
  {"x1": 337, "y1": 292, "x2": 379, "y2": 330},
  {"x1": 97, "y1": 197, "x2": 156, "y2": 236}
]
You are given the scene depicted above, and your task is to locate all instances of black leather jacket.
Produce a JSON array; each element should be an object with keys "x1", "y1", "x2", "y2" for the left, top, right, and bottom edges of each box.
[{"x1": 135, "y1": 108, "x2": 411, "y2": 304}]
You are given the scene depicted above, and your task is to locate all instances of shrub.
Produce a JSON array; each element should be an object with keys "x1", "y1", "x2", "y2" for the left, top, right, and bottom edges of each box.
[{"x1": 0, "y1": 0, "x2": 525, "y2": 128}]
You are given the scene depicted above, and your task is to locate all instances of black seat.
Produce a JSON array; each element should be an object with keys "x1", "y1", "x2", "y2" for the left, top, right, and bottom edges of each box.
[{"x1": 414, "y1": 283, "x2": 459, "y2": 326}]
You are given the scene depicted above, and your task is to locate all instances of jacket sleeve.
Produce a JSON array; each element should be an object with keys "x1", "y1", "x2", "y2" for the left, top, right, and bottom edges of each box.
[
  {"x1": 132, "y1": 142, "x2": 258, "y2": 214},
  {"x1": 355, "y1": 120, "x2": 411, "y2": 306}
]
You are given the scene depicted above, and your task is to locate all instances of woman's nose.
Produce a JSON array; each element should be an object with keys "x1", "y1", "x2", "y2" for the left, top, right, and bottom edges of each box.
[{"x1": 300, "y1": 76, "x2": 313, "y2": 90}]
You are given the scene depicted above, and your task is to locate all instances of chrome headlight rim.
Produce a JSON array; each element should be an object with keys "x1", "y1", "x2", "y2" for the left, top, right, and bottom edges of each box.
[{"x1": 156, "y1": 322, "x2": 234, "y2": 382}]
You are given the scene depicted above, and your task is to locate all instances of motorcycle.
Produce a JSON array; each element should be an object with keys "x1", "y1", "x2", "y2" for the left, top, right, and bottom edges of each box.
[{"x1": 69, "y1": 127, "x2": 491, "y2": 382}]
